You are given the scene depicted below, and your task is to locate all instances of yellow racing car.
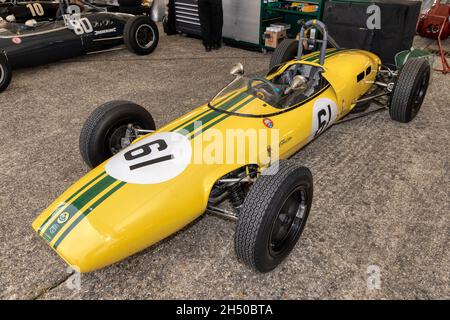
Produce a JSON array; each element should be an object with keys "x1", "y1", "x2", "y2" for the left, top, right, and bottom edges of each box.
[{"x1": 32, "y1": 20, "x2": 431, "y2": 273}]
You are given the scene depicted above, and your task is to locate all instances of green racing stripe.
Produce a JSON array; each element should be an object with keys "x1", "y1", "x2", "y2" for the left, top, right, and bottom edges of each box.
[
  {"x1": 169, "y1": 109, "x2": 212, "y2": 132},
  {"x1": 176, "y1": 92, "x2": 249, "y2": 137},
  {"x1": 53, "y1": 181, "x2": 127, "y2": 249},
  {"x1": 42, "y1": 174, "x2": 117, "y2": 244},
  {"x1": 170, "y1": 91, "x2": 242, "y2": 134},
  {"x1": 38, "y1": 171, "x2": 106, "y2": 234},
  {"x1": 190, "y1": 96, "x2": 257, "y2": 140}
]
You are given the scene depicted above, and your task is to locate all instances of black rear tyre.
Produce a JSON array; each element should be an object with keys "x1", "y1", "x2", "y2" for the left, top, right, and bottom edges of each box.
[
  {"x1": 269, "y1": 39, "x2": 299, "y2": 70},
  {"x1": 0, "y1": 54, "x2": 12, "y2": 93},
  {"x1": 79, "y1": 100, "x2": 156, "y2": 168},
  {"x1": 124, "y1": 15, "x2": 159, "y2": 55},
  {"x1": 389, "y1": 58, "x2": 430, "y2": 123},
  {"x1": 235, "y1": 160, "x2": 313, "y2": 272}
]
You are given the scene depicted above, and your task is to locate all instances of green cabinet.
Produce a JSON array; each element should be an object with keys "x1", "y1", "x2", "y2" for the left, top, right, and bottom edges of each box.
[
  {"x1": 260, "y1": 1, "x2": 326, "y2": 48},
  {"x1": 223, "y1": 0, "x2": 326, "y2": 50}
]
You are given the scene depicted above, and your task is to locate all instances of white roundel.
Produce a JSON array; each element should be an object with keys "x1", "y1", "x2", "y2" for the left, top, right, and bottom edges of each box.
[
  {"x1": 105, "y1": 132, "x2": 192, "y2": 185},
  {"x1": 310, "y1": 98, "x2": 338, "y2": 140}
]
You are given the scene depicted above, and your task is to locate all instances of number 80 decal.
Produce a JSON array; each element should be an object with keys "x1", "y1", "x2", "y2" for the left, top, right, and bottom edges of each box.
[
  {"x1": 63, "y1": 5, "x2": 93, "y2": 35},
  {"x1": 68, "y1": 17, "x2": 93, "y2": 35},
  {"x1": 106, "y1": 132, "x2": 192, "y2": 185}
]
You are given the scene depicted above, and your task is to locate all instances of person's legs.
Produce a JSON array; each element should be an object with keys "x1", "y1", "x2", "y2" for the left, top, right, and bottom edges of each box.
[
  {"x1": 198, "y1": 0, "x2": 213, "y2": 50},
  {"x1": 210, "y1": 0, "x2": 223, "y2": 49}
]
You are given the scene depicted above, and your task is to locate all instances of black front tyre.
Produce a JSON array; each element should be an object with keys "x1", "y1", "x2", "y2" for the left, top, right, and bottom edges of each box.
[
  {"x1": 124, "y1": 16, "x2": 159, "y2": 55},
  {"x1": 269, "y1": 39, "x2": 299, "y2": 70},
  {"x1": 0, "y1": 54, "x2": 12, "y2": 93},
  {"x1": 79, "y1": 100, "x2": 156, "y2": 168},
  {"x1": 235, "y1": 160, "x2": 313, "y2": 272},
  {"x1": 389, "y1": 58, "x2": 431, "y2": 123}
]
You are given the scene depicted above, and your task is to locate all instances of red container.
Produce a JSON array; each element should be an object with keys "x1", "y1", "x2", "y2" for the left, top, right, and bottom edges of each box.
[{"x1": 417, "y1": 0, "x2": 450, "y2": 40}]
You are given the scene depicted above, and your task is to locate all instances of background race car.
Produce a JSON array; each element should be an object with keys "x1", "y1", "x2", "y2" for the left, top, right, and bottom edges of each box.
[
  {"x1": 0, "y1": 0, "x2": 60, "y2": 22},
  {"x1": 0, "y1": 2, "x2": 159, "y2": 92},
  {"x1": 0, "y1": 0, "x2": 152, "y2": 22}
]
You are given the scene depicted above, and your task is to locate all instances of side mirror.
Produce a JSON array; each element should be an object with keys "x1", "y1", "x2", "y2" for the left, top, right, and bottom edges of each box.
[
  {"x1": 25, "y1": 19, "x2": 37, "y2": 28},
  {"x1": 290, "y1": 75, "x2": 308, "y2": 91},
  {"x1": 230, "y1": 63, "x2": 244, "y2": 77}
]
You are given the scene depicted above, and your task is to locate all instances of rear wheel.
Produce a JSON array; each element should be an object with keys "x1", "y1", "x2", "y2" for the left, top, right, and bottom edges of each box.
[
  {"x1": 124, "y1": 15, "x2": 159, "y2": 55},
  {"x1": 389, "y1": 58, "x2": 430, "y2": 123},
  {"x1": 0, "y1": 54, "x2": 12, "y2": 93},
  {"x1": 235, "y1": 160, "x2": 313, "y2": 272},
  {"x1": 269, "y1": 39, "x2": 299, "y2": 70},
  {"x1": 79, "y1": 100, "x2": 156, "y2": 168}
]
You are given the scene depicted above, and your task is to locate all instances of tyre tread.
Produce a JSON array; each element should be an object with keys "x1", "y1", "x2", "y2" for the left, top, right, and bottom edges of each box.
[
  {"x1": 235, "y1": 160, "x2": 312, "y2": 271},
  {"x1": 390, "y1": 58, "x2": 430, "y2": 123},
  {"x1": 79, "y1": 100, "x2": 152, "y2": 168},
  {"x1": 269, "y1": 39, "x2": 299, "y2": 70}
]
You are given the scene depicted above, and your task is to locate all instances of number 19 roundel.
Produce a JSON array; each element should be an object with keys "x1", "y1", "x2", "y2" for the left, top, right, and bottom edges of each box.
[{"x1": 105, "y1": 132, "x2": 192, "y2": 184}]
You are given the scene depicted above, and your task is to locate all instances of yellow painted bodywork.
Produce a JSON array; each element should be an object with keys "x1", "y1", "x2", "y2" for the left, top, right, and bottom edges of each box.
[{"x1": 32, "y1": 48, "x2": 381, "y2": 272}]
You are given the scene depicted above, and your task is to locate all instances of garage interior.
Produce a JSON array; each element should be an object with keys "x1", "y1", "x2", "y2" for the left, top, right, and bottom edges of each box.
[{"x1": 0, "y1": 0, "x2": 449, "y2": 300}]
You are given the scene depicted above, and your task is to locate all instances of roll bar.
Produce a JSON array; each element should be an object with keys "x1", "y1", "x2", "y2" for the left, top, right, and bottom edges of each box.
[{"x1": 297, "y1": 19, "x2": 329, "y2": 66}]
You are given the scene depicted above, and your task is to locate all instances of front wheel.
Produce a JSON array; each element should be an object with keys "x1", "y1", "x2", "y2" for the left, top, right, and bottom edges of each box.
[
  {"x1": 389, "y1": 58, "x2": 430, "y2": 123},
  {"x1": 0, "y1": 54, "x2": 12, "y2": 93},
  {"x1": 79, "y1": 100, "x2": 156, "y2": 168},
  {"x1": 235, "y1": 160, "x2": 313, "y2": 272},
  {"x1": 124, "y1": 16, "x2": 159, "y2": 55}
]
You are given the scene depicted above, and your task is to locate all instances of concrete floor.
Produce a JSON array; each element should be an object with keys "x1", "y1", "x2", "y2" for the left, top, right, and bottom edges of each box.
[{"x1": 0, "y1": 27, "x2": 449, "y2": 300}]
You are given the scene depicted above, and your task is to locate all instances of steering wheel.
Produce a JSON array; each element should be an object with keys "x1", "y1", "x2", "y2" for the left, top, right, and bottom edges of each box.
[{"x1": 247, "y1": 77, "x2": 281, "y2": 103}]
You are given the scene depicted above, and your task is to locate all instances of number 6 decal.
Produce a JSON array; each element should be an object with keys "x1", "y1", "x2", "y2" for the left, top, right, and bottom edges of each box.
[{"x1": 105, "y1": 132, "x2": 192, "y2": 185}]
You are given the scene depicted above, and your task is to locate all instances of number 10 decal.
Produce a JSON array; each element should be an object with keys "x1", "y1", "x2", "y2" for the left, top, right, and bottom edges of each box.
[
  {"x1": 27, "y1": 3, "x2": 44, "y2": 17},
  {"x1": 124, "y1": 140, "x2": 174, "y2": 171},
  {"x1": 105, "y1": 132, "x2": 192, "y2": 185}
]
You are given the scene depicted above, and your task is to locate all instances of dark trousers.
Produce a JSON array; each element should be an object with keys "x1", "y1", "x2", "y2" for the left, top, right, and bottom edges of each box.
[{"x1": 198, "y1": 0, "x2": 223, "y2": 47}]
